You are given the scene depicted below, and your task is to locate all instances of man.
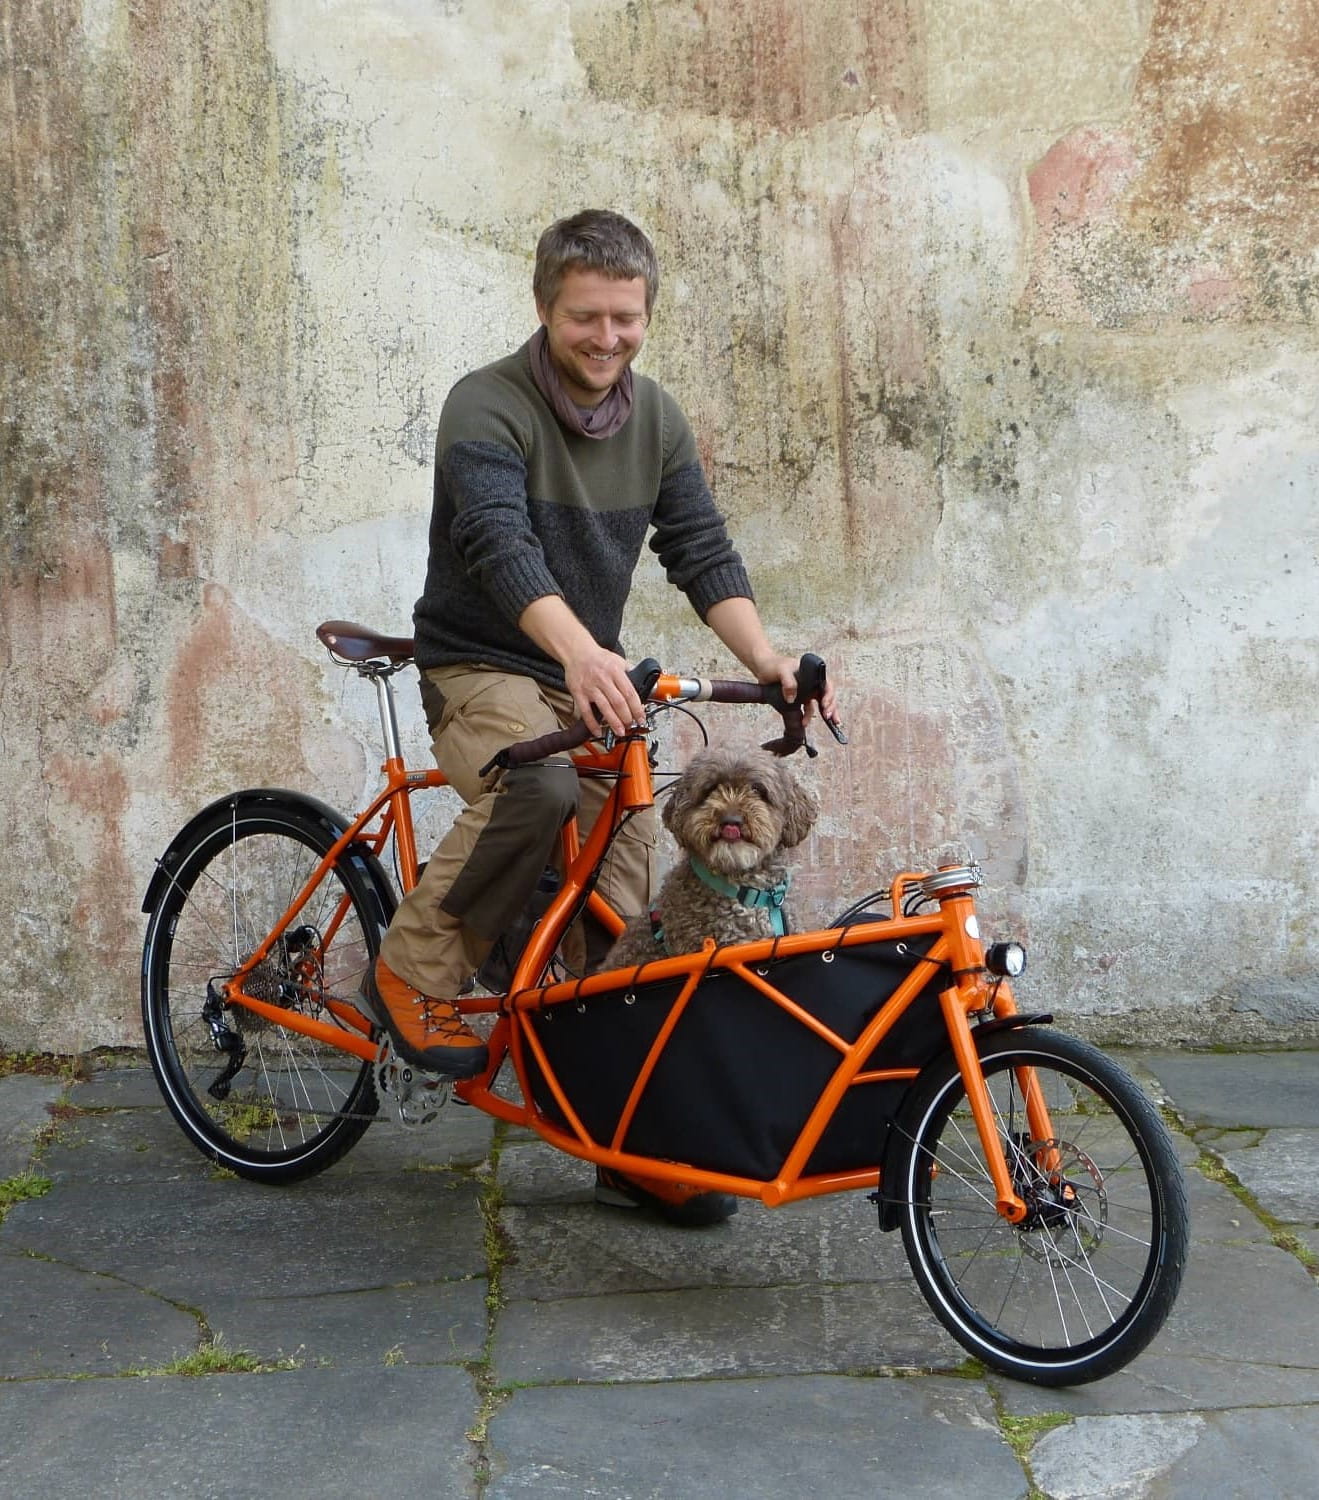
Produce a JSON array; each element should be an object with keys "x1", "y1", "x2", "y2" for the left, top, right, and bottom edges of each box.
[{"x1": 366, "y1": 210, "x2": 833, "y2": 1224}]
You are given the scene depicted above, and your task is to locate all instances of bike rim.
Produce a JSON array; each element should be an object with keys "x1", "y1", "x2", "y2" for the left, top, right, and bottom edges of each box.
[
  {"x1": 907, "y1": 1047, "x2": 1165, "y2": 1370},
  {"x1": 148, "y1": 819, "x2": 377, "y2": 1163}
]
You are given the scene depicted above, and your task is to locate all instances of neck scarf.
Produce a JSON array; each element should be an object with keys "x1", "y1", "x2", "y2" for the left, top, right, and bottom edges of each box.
[{"x1": 528, "y1": 325, "x2": 634, "y2": 440}]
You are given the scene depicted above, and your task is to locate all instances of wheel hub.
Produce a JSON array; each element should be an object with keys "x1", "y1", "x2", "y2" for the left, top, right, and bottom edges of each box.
[{"x1": 1008, "y1": 1135, "x2": 1107, "y2": 1264}]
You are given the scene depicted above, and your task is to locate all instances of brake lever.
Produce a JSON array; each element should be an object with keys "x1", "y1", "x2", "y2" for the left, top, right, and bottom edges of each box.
[{"x1": 760, "y1": 654, "x2": 847, "y2": 758}]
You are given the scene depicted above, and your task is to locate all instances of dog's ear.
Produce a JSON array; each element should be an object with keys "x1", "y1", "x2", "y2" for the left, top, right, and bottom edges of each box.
[
  {"x1": 776, "y1": 769, "x2": 820, "y2": 849},
  {"x1": 661, "y1": 776, "x2": 688, "y2": 833},
  {"x1": 663, "y1": 751, "x2": 719, "y2": 832}
]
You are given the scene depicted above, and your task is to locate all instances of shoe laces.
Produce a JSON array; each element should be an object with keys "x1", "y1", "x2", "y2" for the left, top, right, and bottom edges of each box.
[{"x1": 414, "y1": 995, "x2": 468, "y2": 1040}]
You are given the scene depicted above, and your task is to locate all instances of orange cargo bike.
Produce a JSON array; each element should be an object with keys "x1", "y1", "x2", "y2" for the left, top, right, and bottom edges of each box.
[{"x1": 140, "y1": 621, "x2": 1187, "y2": 1386}]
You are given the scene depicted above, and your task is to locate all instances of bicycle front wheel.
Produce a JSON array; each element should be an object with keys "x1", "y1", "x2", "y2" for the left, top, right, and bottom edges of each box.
[
  {"x1": 895, "y1": 1027, "x2": 1187, "y2": 1386},
  {"x1": 142, "y1": 796, "x2": 390, "y2": 1183}
]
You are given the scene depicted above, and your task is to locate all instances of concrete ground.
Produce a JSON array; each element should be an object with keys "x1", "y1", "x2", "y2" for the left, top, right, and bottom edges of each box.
[{"x1": 2, "y1": 1047, "x2": 1317, "y2": 1498}]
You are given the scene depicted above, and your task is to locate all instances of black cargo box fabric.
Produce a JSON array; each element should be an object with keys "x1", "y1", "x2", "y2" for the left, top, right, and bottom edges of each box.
[{"x1": 523, "y1": 936, "x2": 947, "y2": 1181}]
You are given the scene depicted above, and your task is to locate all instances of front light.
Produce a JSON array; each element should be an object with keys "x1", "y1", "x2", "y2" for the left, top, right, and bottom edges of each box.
[{"x1": 985, "y1": 941, "x2": 1027, "y2": 978}]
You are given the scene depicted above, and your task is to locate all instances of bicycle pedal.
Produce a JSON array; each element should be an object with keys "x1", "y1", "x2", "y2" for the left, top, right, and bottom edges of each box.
[{"x1": 374, "y1": 1039, "x2": 451, "y2": 1129}]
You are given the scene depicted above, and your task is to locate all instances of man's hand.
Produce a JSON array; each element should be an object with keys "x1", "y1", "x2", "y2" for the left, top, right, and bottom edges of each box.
[
  {"x1": 517, "y1": 595, "x2": 644, "y2": 737},
  {"x1": 563, "y1": 641, "x2": 645, "y2": 737},
  {"x1": 706, "y1": 598, "x2": 840, "y2": 724}
]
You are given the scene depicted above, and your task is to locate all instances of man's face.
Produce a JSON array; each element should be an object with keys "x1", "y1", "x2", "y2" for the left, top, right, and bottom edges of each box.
[{"x1": 537, "y1": 268, "x2": 649, "y2": 408}]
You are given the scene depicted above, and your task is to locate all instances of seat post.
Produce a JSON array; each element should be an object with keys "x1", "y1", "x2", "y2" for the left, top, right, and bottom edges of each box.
[{"x1": 366, "y1": 665, "x2": 404, "y2": 764}]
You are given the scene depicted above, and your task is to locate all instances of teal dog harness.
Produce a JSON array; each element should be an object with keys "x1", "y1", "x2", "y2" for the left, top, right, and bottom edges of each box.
[{"x1": 649, "y1": 859, "x2": 791, "y2": 952}]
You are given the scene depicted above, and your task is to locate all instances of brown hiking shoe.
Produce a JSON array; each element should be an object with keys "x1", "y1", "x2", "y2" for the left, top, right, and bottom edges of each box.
[{"x1": 364, "y1": 957, "x2": 488, "y2": 1078}]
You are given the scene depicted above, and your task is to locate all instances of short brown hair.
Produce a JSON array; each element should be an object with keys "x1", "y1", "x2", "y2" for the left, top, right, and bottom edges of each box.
[{"x1": 533, "y1": 210, "x2": 660, "y2": 315}]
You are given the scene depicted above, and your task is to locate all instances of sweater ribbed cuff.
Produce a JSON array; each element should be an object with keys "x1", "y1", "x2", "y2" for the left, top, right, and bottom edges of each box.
[
  {"x1": 489, "y1": 553, "x2": 565, "y2": 622},
  {"x1": 686, "y1": 563, "x2": 755, "y2": 621}
]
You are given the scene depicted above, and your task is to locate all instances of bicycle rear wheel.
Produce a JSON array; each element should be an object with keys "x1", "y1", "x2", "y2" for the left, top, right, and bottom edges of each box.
[
  {"x1": 895, "y1": 1027, "x2": 1187, "y2": 1385},
  {"x1": 142, "y1": 796, "x2": 390, "y2": 1183}
]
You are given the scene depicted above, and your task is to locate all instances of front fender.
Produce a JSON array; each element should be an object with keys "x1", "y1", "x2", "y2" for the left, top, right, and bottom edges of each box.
[{"x1": 141, "y1": 788, "x2": 397, "y2": 937}]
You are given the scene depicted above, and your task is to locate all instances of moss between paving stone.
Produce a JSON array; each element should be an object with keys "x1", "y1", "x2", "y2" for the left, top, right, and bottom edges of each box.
[
  {"x1": 0, "y1": 1171, "x2": 52, "y2": 1224},
  {"x1": 993, "y1": 1399, "x2": 1073, "y2": 1500},
  {"x1": 1195, "y1": 1149, "x2": 1319, "y2": 1275},
  {"x1": 462, "y1": 1123, "x2": 513, "y2": 1490},
  {"x1": 128, "y1": 1335, "x2": 304, "y2": 1377}
]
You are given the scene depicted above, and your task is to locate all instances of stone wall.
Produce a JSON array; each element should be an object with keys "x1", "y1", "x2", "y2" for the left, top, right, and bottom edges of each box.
[{"x1": 3, "y1": 0, "x2": 1315, "y2": 1051}]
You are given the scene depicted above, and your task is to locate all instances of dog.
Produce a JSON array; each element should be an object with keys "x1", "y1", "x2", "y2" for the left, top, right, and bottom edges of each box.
[{"x1": 606, "y1": 747, "x2": 818, "y2": 968}]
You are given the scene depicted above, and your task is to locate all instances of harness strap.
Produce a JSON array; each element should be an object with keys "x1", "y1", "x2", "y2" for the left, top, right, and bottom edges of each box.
[{"x1": 689, "y1": 858, "x2": 790, "y2": 937}]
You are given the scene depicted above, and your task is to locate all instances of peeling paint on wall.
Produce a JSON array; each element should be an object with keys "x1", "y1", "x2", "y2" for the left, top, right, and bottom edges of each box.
[{"x1": 1026, "y1": 0, "x2": 1319, "y2": 325}]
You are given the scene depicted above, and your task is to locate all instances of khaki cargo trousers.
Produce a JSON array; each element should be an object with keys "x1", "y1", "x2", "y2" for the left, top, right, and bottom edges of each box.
[{"x1": 379, "y1": 664, "x2": 657, "y2": 997}]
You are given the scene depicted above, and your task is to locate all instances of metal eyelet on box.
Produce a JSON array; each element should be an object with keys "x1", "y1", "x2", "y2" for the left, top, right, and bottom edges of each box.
[
  {"x1": 895, "y1": 942, "x2": 909, "y2": 956},
  {"x1": 576, "y1": 1001, "x2": 587, "y2": 1014},
  {"x1": 755, "y1": 965, "x2": 769, "y2": 976},
  {"x1": 624, "y1": 992, "x2": 636, "y2": 1006},
  {"x1": 822, "y1": 950, "x2": 835, "y2": 963}
]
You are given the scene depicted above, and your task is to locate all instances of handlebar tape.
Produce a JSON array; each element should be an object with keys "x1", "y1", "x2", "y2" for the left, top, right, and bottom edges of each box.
[
  {"x1": 478, "y1": 659, "x2": 662, "y2": 775},
  {"x1": 479, "y1": 653, "x2": 844, "y2": 774}
]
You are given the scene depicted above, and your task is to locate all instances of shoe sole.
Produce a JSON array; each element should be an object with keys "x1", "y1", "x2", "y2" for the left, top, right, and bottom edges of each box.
[{"x1": 594, "y1": 1173, "x2": 738, "y2": 1227}]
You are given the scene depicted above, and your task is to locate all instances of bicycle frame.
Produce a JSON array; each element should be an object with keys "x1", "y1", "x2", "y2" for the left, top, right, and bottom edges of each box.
[{"x1": 215, "y1": 663, "x2": 1041, "y2": 1222}]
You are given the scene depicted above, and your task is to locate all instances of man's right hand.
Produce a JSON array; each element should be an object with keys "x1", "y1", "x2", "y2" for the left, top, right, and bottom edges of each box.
[
  {"x1": 563, "y1": 643, "x2": 646, "y2": 738},
  {"x1": 516, "y1": 595, "x2": 644, "y2": 737}
]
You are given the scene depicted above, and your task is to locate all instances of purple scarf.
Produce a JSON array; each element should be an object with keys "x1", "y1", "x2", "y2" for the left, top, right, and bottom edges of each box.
[{"x1": 529, "y1": 326, "x2": 634, "y2": 440}]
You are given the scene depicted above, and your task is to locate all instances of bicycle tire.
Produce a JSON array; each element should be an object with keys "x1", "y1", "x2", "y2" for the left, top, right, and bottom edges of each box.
[
  {"x1": 141, "y1": 796, "x2": 390, "y2": 1183},
  {"x1": 894, "y1": 1027, "x2": 1187, "y2": 1386}
]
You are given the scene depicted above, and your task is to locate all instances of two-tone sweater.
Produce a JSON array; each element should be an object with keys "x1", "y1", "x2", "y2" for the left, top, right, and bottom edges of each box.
[{"x1": 412, "y1": 340, "x2": 753, "y2": 687}]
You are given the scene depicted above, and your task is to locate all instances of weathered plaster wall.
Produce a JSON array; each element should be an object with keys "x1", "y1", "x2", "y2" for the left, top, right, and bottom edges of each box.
[{"x1": 2, "y1": 0, "x2": 1315, "y2": 1051}]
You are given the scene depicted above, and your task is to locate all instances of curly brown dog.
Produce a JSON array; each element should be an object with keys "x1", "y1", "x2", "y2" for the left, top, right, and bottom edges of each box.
[{"x1": 606, "y1": 747, "x2": 818, "y2": 967}]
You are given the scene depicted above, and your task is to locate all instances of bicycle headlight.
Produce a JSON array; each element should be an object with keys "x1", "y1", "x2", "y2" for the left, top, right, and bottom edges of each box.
[{"x1": 985, "y1": 941, "x2": 1027, "y2": 978}]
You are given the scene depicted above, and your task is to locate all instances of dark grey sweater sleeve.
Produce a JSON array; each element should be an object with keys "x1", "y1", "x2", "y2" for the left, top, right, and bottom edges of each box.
[
  {"x1": 648, "y1": 395, "x2": 753, "y2": 619},
  {"x1": 443, "y1": 441, "x2": 564, "y2": 623}
]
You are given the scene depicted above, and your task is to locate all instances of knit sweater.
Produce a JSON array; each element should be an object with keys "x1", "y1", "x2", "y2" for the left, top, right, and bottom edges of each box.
[{"x1": 412, "y1": 340, "x2": 753, "y2": 686}]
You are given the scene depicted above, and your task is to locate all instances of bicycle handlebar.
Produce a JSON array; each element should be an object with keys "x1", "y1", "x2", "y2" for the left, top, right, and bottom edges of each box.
[{"x1": 479, "y1": 654, "x2": 846, "y2": 775}]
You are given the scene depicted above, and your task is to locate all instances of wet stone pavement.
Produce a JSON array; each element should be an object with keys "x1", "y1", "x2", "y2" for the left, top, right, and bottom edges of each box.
[{"x1": 1, "y1": 1049, "x2": 1317, "y2": 1498}]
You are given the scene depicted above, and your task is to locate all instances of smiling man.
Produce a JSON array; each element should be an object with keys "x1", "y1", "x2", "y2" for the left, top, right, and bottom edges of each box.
[{"x1": 367, "y1": 210, "x2": 827, "y2": 1225}]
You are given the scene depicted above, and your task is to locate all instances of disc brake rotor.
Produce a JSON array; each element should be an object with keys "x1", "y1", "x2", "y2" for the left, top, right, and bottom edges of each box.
[{"x1": 1010, "y1": 1136, "x2": 1108, "y2": 1265}]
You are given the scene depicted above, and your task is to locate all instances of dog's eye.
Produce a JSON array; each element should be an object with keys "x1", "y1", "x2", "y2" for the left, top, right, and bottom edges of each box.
[{"x1": 751, "y1": 781, "x2": 770, "y2": 800}]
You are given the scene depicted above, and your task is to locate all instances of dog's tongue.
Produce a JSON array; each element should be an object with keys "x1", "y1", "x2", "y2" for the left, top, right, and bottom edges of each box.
[{"x1": 718, "y1": 823, "x2": 743, "y2": 842}]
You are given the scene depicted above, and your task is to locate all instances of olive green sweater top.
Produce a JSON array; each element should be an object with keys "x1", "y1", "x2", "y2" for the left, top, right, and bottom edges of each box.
[{"x1": 412, "y1": 340, "x2": 753, "y2": 687}]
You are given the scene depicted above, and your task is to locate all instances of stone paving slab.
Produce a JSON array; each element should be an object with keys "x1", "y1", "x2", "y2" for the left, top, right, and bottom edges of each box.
[
  {"x1": 0, "y1": 1250, "x2": 200, "y2": 1378},
  {"x1": 4, "y1": 1053, "x2": 1319, "y2": 1499},
  {"x1": 501, "y1": 1189, "x2": 909, "y2": 1301},
  {"x1": 486, "y1": 1374, "x2": 1032, "y2": 1500},
  {"x1": 1137, "y1": 1050, "x2": 1319, "y2": 1129},
  {"x1": 1220, "y1": 1130, "x2": 1319, "y2": 1223},
  {"x1": 1030, "y1": 1405, "x2": 1319, "y2": 1500},
  {"x1": 69, "y1": 1066, "x2": 174, "y2": 1110},
  {"x1": 1169, "y1": 1147, "x2": 1270, "y2": 1244},
  {"x1": 1, "y1": 1172, "x2": 486, "y2": 1301},
  {"x1": 203, "y1": 1278, "x2": 488, "y2": 1369},
  {"x1": 0, "y1": 1074, "x2": 64, "y2": 1177},
  {"x1": 0, "y1": 1367, "x2": 482, "y2": 1499},
  {"x1": 337, "y1": 1104, "x2": 497, "y2": 1174},
  {"x1": 486, "y1": 1375, "x2": 1027, "y2": 1499},
  {"x1": 494, "y1": 1278, "x2": 960, "y2": 1384},
  {"x1": 995, "y1": 1240, "x2": 1319, "y2": 1416},
  {"x1": 37, "y1": 1105, "x2": 221, "y2": 1182}
]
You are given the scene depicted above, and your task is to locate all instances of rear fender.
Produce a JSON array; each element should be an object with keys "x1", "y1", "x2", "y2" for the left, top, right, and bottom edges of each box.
[{"x1": 141, "y1": 788, "x2": 397, "y2": 937}]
